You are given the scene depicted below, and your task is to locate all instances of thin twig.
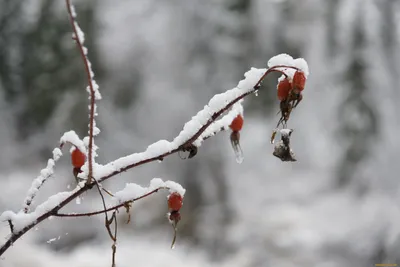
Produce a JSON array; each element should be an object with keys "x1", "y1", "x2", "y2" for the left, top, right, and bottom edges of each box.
[
  {"x1": 111, "y1": 212, "x2": 118, "y2": 267},
  {"x1": 7, "y1": 220, "x2": 14, "y2": 234},
  {"x1": 66, "y1": 0, "x2": 96, "y2": 184},
  {"x1": 92, "y1": 178, "x2": 115, "y2": 240},
  {"x1": 55, "y1": 188, "x2": 165, "y2": 217},
  {"x1": 102, "y1": 188, "x2": 114, "y2": 197}
]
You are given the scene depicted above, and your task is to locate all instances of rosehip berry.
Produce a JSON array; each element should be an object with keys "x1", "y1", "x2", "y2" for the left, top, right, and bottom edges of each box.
[
  {"x1": 71, "y1": 148, "x2": 86, "y2": 168},
  {"x1": 168, "y1": 192, "x2": 183, "y2": 211},
  {"x1": 277, "y1": 78, "x2": 292, "y2": 101},
  {"x1": 292, "y1": 71, "x2": 306, "y2": 92},
  {"x1": 229, "y1": 114, "x2": 244, "y2": 132}
]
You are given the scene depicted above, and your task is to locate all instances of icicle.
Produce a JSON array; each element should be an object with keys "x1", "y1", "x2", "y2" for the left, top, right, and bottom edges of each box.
[{"x1": 230, "y1": 131, "x2": 244, "y2": 164}]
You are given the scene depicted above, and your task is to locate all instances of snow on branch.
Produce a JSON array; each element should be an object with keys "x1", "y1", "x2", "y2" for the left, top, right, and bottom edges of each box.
[
  {"x1": 21, "y1": 148, "x2": 63, "y2": 213},
  {"x1": 193, "y1": 100, "x2": 244, "y2": 146},
  {"x1": 59, "y1": 130, "x2": 86, "y2": 154},
  {"x1": 94, "y1": 68, "x2": 266, "y2": 182},
  {"x1": 267, "y1": 54, "x2": 309, "y2": 80},
  {"x1": 3, "y1": 185, "x2": 83, "y2": 233},
  {"x1": 66, "y1": 0, "x2": 101, "y2": 184}
]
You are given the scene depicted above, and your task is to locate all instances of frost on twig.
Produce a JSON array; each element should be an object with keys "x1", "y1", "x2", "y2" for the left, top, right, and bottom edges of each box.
[
  {"x1": 22, "y1": 147, "x2": 63, "y2": 213},
  {"x1": 273, "y1": 129, "x2": 296, "y2": 162}
]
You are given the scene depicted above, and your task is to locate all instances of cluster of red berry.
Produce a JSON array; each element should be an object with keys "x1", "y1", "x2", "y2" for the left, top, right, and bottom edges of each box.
[
  {"x1": 276, "y1": 70, "x2": 306, "y2": 127},
  {"x1": 168, "y1": 192, "x2": 183, "y2": 227}
]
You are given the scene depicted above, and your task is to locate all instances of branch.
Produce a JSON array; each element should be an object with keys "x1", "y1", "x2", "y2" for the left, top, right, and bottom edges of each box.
[
  {"x1": 66, "y1": 0, "x2": 100, "y2": 184},
  {"x1": 55, "y1": 188, "x2": 166, "y2": 217}
]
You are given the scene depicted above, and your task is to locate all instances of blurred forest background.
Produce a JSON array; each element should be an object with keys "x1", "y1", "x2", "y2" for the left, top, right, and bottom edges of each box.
[{"x1": 1, "y1": 0, "x2": 400, "y2": 266}]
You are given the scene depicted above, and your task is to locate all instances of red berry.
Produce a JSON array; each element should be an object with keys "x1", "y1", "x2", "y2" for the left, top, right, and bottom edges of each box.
[
  {"x1": 292, "y1": 71, "x2": 306, "y2": 92},
  {"x1": 71, "y1": 148, "x2": 86, "y2": 168},
  {"x1": 277, "y1": 78, "x2": 292, "y2": 101},
  {"x1": 229, "y1": 115, "x2": 244, "y2": 132},
  {"x1": 168, "y1": 192, "x2": 183, "y2": 211}
]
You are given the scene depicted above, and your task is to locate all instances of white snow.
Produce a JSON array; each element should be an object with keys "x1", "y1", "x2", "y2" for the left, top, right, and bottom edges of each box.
[
  {"x1": 268, "y1": 53, "x2": 310, "y2": 82},
  {"x1": 21, "y1": 147, "x2": 64, "y2": 213},
  {"x1": 60, "y1": 131, "x2": 86, "y2": 155},
  {"x1": 2, "y1": 185, "x2": 82, "y2": 233},
  {"x1": 52, "y1": 148, "x2": 62, "y2": 161},
  {"x1": 113, "y1": 178, "x2": 185, "y2": 205},
  {"x1": 69, "y1": 4, "x2": 77, "y2": 18},
  {"x1": 74, "y1": 22, "x2": 85, "y2": 44},
  {"x1": 194, "y1": 100, "x2": 244, "y2": 147}
]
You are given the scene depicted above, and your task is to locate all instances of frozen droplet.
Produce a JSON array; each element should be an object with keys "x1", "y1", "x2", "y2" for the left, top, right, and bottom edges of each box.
[
  {"x1": 230, "y1": 131, "x2": 244, "y2": 164},
  {"x1": 254, "y1": 90, "x2": 259, "y2": 97},
  {"x1": 76, "y1": 196, "x2": 81, "y2": 205},
  {"x1": 234, "y1": 145, "x2": 244, "y2": 164}
]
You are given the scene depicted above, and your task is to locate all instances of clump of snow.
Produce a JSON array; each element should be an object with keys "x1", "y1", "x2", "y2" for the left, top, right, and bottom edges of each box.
[
  {"x1": 74, "y1": 22, "x2": 85, "y2": 44},
  {"x1": 60, "y1": 131, "x2": 86, "y2": 154},
  {"x1": 113, "y1": 178, "x2": 185, "y2": 205},
  {"x1": 52, "y1": 148, "x2": 62, "y2": 161},
  {"x1": 268, "y1": 54, "x2": 310, "y2": 82}
]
